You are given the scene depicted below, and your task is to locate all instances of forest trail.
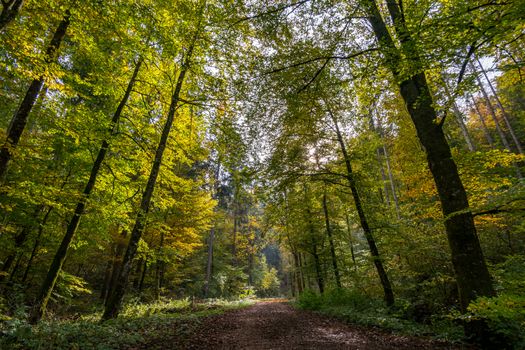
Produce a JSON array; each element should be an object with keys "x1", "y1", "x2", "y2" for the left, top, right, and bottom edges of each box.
[{"x1": 178, "y1": 300, "x2": 468, "y2": 349}]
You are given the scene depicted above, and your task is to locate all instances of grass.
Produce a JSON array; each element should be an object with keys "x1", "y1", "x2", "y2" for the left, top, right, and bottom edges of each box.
[{"x1": 0, "y1": 297, "x2": 253, "y2": 350}]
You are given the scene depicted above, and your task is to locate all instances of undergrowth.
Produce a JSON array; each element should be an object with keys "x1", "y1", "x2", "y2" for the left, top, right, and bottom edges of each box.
[
  {"x1": 0, "y1": 298, "x2": 252, "y2": 349},
  {"x1": 295, "y1": 289, "x2": 464, "y2": 343}
]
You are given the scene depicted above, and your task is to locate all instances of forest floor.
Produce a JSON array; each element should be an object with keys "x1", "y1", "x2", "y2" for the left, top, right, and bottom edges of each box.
[{"x1": 140, "y1": 299, "x2": 474, "y2": 349}]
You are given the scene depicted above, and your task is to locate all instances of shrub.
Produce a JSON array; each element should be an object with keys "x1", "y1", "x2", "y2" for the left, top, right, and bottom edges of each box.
[{"x1": 466, "y1": 294, "x2": 525, "y2": 349}]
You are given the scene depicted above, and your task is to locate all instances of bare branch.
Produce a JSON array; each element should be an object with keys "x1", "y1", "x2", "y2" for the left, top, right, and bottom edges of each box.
[{"x1": 266, "y1": 47, "x2": 379, "y2": 75}]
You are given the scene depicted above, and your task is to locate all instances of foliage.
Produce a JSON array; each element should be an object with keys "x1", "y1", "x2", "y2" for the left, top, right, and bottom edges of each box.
[
  {"x1": 466, "y1": 294, "x2": 525, "y2": 349},
  {"x1": 0, "y1": 298, "x2": 252, "y2": 350},
  {"x1": 296, "y1": 289, "x2": 464, "y2": 342}
]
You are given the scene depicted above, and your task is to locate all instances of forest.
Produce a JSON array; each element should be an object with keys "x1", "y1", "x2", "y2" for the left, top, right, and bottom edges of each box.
[{"x1": 0, "y1": 0, "x2": 524, "y2": 349}]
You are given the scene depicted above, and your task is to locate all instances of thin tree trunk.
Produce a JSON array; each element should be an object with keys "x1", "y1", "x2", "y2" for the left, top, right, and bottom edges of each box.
[
  {"x1": 232, "y1": 206, "x2": 238, "y2": 265},
  {"x1": 105, "y1": 230, "x2": 128, "y2": 305},
  {"x1": 100, "y1": 260, "x2": 113, "y2": 301},
  {"x1": 329, "y1": 111, "x2": 394, "y2": 306},
  {"x1": 383, "y1": 145, "x2": 401, "y2": 217},
  {"x1": 298, "y1": 252, "x2": 306, "y2": 291},
  {"x1": 8, "y1": 253, "x2": 23, "y2": 281},
  {"x1": 345, "y1": 213, "x2": 357, "y2": 271},
  {"x1": 364, "y1": 0, "x2": 493, "y2": 313},
  {"x1": 292, "y1": 251, "x2": 303, "y2": 294},
  {"x1": 204, "y1": 227, "x2": 215, "y2": 298},
  {"x1": 322, "y1": 191, "x2": 341, "y2": 288},
  {"x1": 373, "y1": 117, "x2": 401, "y2": 217},
  {"x1": 155, "y1": 230, "x2": 164, "y2": 300},
  {"x1": 138, "y1": 259, "x2": 147, "y2": 293},
  {"x1": 0, "y1": 0, "x2": 24, "y2": 32},
  {"x1": 0, "y1": 12, "x2": 70, "y2": 181},
  {"x1": 102, "y1": 22, "x2": 201, "y2": 319},
  {"x1": 0, "y1": 227, "x2": 28, "y2": 282},
  {"x1": 476, "y1": 58, "x2": 523, "y2": 154},
  {"x1": 471, "y1": 62, "x2": 513, "y2": 152},
  {"x1": 22, "y1": 206, "x2": 53, "y2": 283},
  {"x1": 441, "y1": 74, "x2": 476, "y2": 152},
  {"x1": 469, "y1": 94, "x2": 495, "y2": 148},
  {"x1": 30, "y1": 58, "x2": 142, "y2": 324},
  {"x1": 311, "y1": 241, "x2": 324, "y2": 294},
  {"x1": 133, "y1": 259, "x2": 143, "y2": 289}
]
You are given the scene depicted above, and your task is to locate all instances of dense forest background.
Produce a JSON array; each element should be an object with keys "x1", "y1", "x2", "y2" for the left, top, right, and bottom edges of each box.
[{"x1": 0, "y1": 0, "x2": 524, "y2": 348}]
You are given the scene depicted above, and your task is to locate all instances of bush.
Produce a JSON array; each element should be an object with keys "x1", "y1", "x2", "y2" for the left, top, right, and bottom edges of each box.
[
  {"x1": 466, "y1": 294, "x2": 525, "y2": 349},
  {"x1": 295, "y1": 289, "x2": 463, "y2": 341},
  {"x1": 296, "y1": 290, "x2": 323, "y2": 310}
]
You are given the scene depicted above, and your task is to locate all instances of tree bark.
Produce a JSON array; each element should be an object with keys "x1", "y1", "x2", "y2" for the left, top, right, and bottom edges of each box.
[
  {"x1": 0, "y1": 0, "x2": 24, "y2": 32},
  {"x1": 0, "y1": 12, "x2": 70, "y2": 181},
  {"x1": 322, "y1": 191, "x2": 341, "y2": 288},
  {"x1": 30, "y1": 58, "x2": 142, "y2": 324},
  {"x1": 363, "y1": 0, "x2": 494, "y2": 312},
  {"x1": 102, "y1": 25, "x2": 200, "y2": 319}
]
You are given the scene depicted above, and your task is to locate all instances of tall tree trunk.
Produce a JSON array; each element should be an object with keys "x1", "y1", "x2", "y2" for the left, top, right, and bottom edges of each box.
[
  {"x1": 0, "y1": 227, "x2": 28, "y2": 282},
  {"x1": 138, "y1": 259, "x2": 147, "y2": 293},
  {"x1": 105, "y1": 230, "x2": 128, "y2": 305},
  {"x1": 155, "y1": 230, "x2": 164, "y2": 300},
  {"x1": 102, "y1": 25, "x2": 200, "y2": 320},
  {"x1": 22, "y1": 206, "x2": 53, "y2": 283},
  {"x1": 471, "y1": 62, "x2": 513, "y2": 153},
  {"x1": 0, "y1": 204, "x2": 42, "y2": 283},
  {"x1": 0, "y1": 12, "x2": 70, "y2": 181},
  {"x1": 8, "y1": 253, "x2": 23, "y2": 282},
  {"x1": 133, "y1": 259, "x2": 143, "y2": 289},
  {"x1": 476, "y1": 58, "x2": 523, "y2": 154},
  {"x1": 469, "y1": 94, "x2": 495, "y2": 148},
  {"x1": 303, "y1": 185, "x2": 324, "y2": 294},
  {"x1": 364, "y1": 0, "x2": 494, "y2": 312},
  {"x1": 311, "y1": 241, "x2": 324, "y2": 294},
  {"x1": 322, "y1": 191, "x2": 341, "y2": 288},
  {"x1": 204, "y1": 227, "x2": 215, "y2": 298},
  {"x1": 0, "y1": 0, "x2": 24, "y2": 32},
  {"x1": 372, "y1": 116, "x2": 401, "y2": 217},
  {"x1": 383, "y1": 144, "x2": 401, "y2": 217},
  {"x1": 100, "y1": 260, "x2": 113, "y2": 301},
  {"x1": 292, "y1": 251, "x2": 303, "y2": 294},
  {"x1": 30, "y1": 58, "x2": 142, "y2": 324},
  {"x1": 329, "y1": 111, "x2": 394, "y2": 306},
  {"x1": 232, "y1": 207, "x2": 238, "y2": 265},
  {"x1": 345, "y1": 213, "x2": 357, "y2": 271},
  {"x1": 441, "y1": 75, "x2": 476, "y2": 152}
]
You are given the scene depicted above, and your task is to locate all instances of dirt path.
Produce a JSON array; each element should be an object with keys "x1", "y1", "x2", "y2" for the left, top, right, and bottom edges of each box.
[{"x1": 183, "y1": 300, "x2": 471, "y2": 349}]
